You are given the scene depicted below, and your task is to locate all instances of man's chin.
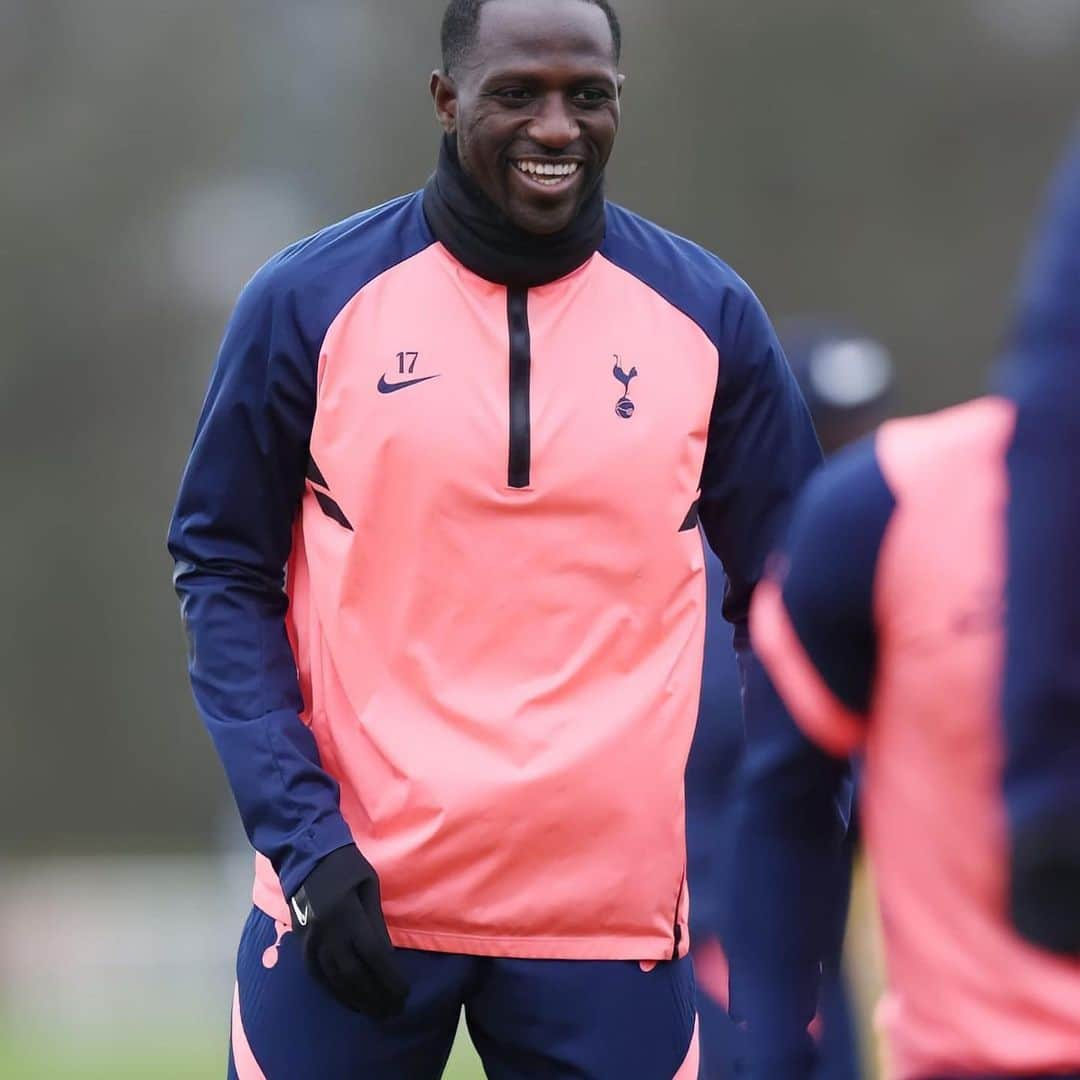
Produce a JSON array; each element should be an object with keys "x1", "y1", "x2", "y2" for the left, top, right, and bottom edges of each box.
[{"x1": 506, "y1": 199, "x2": 579, "y2": 236}]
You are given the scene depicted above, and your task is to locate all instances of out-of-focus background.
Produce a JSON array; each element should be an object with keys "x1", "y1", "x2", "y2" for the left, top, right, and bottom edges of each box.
[{"x1": 2, "y1": 1, "x2": 1078, "y2": 1076}]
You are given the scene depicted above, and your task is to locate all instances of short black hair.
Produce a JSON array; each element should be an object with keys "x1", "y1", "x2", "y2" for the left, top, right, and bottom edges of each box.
[{"x1": 441, "y1": 0, "x2": 622, "y2": 75}]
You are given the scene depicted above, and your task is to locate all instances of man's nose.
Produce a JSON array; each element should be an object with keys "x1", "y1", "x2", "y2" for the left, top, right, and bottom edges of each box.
[{"x1": 527, "y1": 94, "x2": 580, "y2": 149}]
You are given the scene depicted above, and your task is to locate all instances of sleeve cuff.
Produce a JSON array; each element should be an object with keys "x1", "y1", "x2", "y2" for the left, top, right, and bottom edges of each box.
[{"x1": 277, "y1": 817, "x2": 358, "y2": 900}]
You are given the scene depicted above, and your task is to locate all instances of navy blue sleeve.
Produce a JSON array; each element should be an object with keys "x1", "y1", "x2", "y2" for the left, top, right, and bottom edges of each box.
[
  {"x1": 600, "y1": 205, "x2": 822, "y2": 668},
  {"x1": 168, "y1": 261, "x2": 354, "y2": 898},
  {"x1": 998, "y1": 127, "x2": 1080, "y2": 953},
  {"x1": 167, "y1": 193, "x2": 433, "y2": 899},
  {"x1": 696, "y1": 281, "x2": 823, "y2": 637},
  {"x1": 728, "y1": 441, "x2": 894, "y2": 1078},
  {"x1": 782, "y1": 439, "x2": 895, "y2": 715}
]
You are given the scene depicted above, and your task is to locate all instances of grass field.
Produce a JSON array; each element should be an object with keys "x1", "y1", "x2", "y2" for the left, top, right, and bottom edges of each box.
[
  {"x1": 0, "y1": 864, "x2": 885, "y2": 1078},
  {"x1": 0, "y1": 1025, "x2": 486, "y2": 1079}
]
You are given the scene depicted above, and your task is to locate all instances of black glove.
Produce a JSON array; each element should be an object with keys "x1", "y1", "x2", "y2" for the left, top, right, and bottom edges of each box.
[
  {"x1": 1010, "y1": 823, "x2": 1080, "y2": 955},
  {"x1": 290, "y1": 845, "x2": 410, "y2": 1017}
]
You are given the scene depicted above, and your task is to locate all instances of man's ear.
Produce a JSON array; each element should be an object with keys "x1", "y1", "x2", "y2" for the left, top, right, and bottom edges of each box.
[
  {"x1": 430, "y1": 70, "x2": 458, "y2": 134},
  {"x1": 616, "y1": 72, "x2": 626, "y2": 98}
]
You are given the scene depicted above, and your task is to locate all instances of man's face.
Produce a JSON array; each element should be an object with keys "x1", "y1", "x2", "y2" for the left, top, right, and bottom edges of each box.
[{"x1": 432, "y1": 0, "x2": 623, "y2": 235}]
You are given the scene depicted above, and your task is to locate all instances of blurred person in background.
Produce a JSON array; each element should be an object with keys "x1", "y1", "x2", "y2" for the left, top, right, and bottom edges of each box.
[
  {"x1": 735, "y1": 135, "x2": 1080, "y2": 1080},
  {"x1": 687, "y1": 324, "x2": 893, "y2": 1079},
  {"x1": 999, "y1": 127, "x2": 1080, "y2": 960},
  {"x1": 167, "y1": 0, "x2": 824, "y2": 1076}
]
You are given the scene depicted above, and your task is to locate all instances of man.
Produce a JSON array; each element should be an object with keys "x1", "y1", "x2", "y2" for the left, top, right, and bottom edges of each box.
[
  {"x1": 999, "y1": 127, "x2": 1080, "y2": 958},
  {"x1": 736, "y1": 250, "x2": 1080, "y2": 1075},
  {"x1": 168, "y1": 1, "x2": 822, "y2": 1075},
  {"x1": 687, "y1": 323, "x2": 892, "y2": 1079}
]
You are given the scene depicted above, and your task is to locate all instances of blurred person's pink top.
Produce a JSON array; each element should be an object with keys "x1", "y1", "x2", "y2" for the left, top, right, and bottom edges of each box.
[{"x1": 752, "y1": 397, "x2": 1080, "y2": 1078}]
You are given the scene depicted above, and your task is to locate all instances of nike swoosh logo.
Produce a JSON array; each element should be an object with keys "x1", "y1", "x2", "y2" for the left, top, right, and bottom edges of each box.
[
  {"x1": 291, "y1": 896, "x2": 310, "y2": 927},
  {"x1": 377, "y1": 374, "x2": 441, "y2": 394}
]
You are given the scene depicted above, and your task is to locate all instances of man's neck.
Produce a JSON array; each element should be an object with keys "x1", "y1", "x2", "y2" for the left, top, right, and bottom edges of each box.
[{"x1": 422, "y1": 135, "x2": 606, "y2": 289}]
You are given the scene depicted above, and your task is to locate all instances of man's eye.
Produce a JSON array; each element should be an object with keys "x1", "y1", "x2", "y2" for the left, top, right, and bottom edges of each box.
[
  {"x1": 572, "y1": 89, "x2": 611, "y2": 105},
  {"x1": 494, "y1": 88, "x2": 533, "y2": 102}
]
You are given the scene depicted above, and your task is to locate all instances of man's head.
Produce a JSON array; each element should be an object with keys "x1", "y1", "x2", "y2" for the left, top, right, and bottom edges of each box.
[{"x1": 432, "y1": 0, "x2": 624, "y2": 235}]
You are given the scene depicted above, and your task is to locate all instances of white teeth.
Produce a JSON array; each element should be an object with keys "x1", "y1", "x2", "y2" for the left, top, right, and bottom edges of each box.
[{"x1": 513, "y1": 160, "x2": 580, "y2": 183}]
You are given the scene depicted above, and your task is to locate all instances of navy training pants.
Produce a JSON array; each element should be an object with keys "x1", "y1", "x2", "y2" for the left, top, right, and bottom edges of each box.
[{"x1": 228, "y1": 907, "x2": 698, "y2": 1079}]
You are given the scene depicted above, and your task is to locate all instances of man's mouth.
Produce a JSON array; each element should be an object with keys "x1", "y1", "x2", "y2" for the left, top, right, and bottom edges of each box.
[{"x1": 510, "y1": 158, "x2": 582, "y2": 190}]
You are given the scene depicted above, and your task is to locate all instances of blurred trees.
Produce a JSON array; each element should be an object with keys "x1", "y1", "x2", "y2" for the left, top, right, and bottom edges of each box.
[{"x1": 1, "y1": 0, "x2": 1076, "y2": 853}]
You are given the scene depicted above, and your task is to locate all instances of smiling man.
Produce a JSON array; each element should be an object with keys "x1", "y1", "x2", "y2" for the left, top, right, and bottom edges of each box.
[
  {"x1": 434, "y1": 0, "x2": 619, "y2": 236},
  {"x1": 168, "y1": 1, "x2": 824, "y2": 1076}
]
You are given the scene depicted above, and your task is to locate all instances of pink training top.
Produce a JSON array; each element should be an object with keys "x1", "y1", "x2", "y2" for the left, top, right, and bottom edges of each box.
[
  {"x1": 170, "y1": 190, "x2": 821, "y2": 964},
  {"x1": 752, "y1": 397, "x2": 1080, "y2": 1078},
  {"x1": 256, "y1": 246, "x2": 712, "y2": 957}
]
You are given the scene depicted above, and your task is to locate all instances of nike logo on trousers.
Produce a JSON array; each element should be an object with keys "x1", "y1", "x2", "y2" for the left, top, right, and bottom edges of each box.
[{"x1": 291, "y1": 896, "x2": 311, "y2": 927}]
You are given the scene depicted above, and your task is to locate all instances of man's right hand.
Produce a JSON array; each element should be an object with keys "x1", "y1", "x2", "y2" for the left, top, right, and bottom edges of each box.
[{"x1": 290, "y1": 845, "x2": 410, "y2": 1018}]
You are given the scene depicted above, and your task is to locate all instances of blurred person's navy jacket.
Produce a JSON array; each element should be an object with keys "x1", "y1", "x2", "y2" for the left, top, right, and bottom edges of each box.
[{"x1": 1000, "y1": 124, "x2": 1080, "y2": 954}]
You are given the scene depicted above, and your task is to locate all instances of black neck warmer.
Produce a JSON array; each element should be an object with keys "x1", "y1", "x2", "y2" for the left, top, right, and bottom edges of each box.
[{"x1": 422, "y1": 135, "x2": 606, "y2": 289}]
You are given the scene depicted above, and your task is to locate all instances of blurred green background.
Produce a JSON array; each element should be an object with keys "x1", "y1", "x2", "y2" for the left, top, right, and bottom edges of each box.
[
  {"x1": 0, "y1": 1024, "x2": 485, "y2": 1079},
  {"x1": 2, "y1": 1, "x2": 1078, "y2": 1075}
]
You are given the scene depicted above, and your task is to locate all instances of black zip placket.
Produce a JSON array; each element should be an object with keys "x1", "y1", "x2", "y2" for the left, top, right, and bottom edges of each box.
[
  {"x1": 506, "y1": 287, "x2": 532, "y2": 489},
  {"x1": 422, "y1": 138, "x2": 604, "y2": 492}
]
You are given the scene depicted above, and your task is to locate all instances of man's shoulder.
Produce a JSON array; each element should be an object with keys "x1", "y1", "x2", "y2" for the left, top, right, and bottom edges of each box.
[
  {"x1": 603, "y1": 203, "x2": 744, "y2": 283},
  {"x1": 241, "y1": 190, "x2": 434, "y2": 320},
  {"x1": 601, "y1": 203, "x2": 759, "y2": 347},
  {"x1": 799, "y1": 435, "x2": 891, "y2": 531}
]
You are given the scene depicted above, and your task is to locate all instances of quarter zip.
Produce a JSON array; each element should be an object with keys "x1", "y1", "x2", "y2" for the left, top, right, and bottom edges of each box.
[{"x1": 506, "y1": 287, "x2": 532, "y2": 489}]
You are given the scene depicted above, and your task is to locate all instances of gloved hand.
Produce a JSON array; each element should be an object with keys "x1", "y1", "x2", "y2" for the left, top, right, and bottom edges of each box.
[
  {"x1": 290, "y1": 845, "x2": 410, "y2": 1017},
  {"x1": 1010, "y1": 822, "x2": 1080, "y2": 955}
]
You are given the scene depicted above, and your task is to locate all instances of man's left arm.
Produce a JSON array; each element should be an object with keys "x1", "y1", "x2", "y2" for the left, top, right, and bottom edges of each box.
[
  {"x1": 731, "y1": 437, "x2": 893, "y2": 1079},
  {"x1": 695, "y1": 284, "x2": 840, "y2": 1077},
  {"x1": 697, "y1": 284, "x2": 822, "y2": 641}
]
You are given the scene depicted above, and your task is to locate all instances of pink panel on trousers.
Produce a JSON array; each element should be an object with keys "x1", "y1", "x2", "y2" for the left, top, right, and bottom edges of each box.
[
  {"x1": 672, "y1": 1015, "x2": 701, "y2": 1080},
  {"x1": 231, "y1": 983, "x2": 267, "y2": 1080},
  {"x1": 751, "y1": 577, "x2": 866, "y2": 757},
  {"x1": 693, "y1": 936, "x2": 730, "y2": 1010},
  {"x1": 261, "y1": 919, "x2": 291, "y2": 970}
]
